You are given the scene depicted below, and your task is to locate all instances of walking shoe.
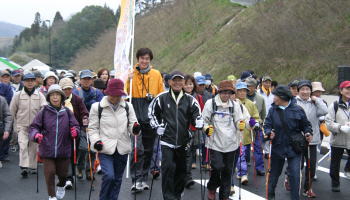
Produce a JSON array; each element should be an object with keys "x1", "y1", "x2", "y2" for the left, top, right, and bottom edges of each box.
[
  {"x1": 284, "y1": 176, "x2": 291, "y2": 191},
  {"x1": 345, "y1": 171, "x2": 350, "y2": 179},
  {"x1": 303, "y1": 189, "x2": 316, "y2": 198},
  {"x1": 56, "y1": 186, "x2": 65, "y2": 199},
  {"x1": 191, "y1": 163, "x2": 197, "y2": 169},
  {"x1": 86, "y1": 171, "x2": 95, "y2": 181},
  {"x1": 256, "y1": 170, "x2": 265, "y2": 176},
  {"x1": 21, "y1": 169, "x2": 28, "y2": 178},
  {"x1": 185, "y1": 179, "x2": 195, "y2": 188},
  {"x1": 236, "y1": 175, "x2": 241, "y2": 179},
  {"x1": 77, "y1": 170, "x2": 83, "y2": 179},
  {"x1": 131, "y1": 182, "x2": 143, "y2": 192},
  {"x1": 0, "y1": 161, "x2": 2, "y2": 168},
  {"x1": 65, "y1": 180, "x2": 73, "y2": 190},
  {"x1": 208, "y1": 189, "x2": 216, "y2": 200},
  {"x1": 48, "y1": 197, "x2": 57, "y2": 200},
  {"x1": 332, "y1": 185, "x2": 340, "y2": 192},
  {"x1": 141, "y1": 181, "x2": 150, "y2": 190},
  {"x1": 241, "y1": 175, "x2": 248, "y2": 185},
  {"x1": 313, "y1": 174, "x2": 317, "y2": 181},
  {"x1": 151, "y1": 170, "x2": 160, "y2": 179},
  {"x1": 264, "y1": 153, "x2": 269, "y2": 159},
  {"x1": 229, "y1": 186, "x2": 235, "y2": 196},
  {"x1": 10, "y1": 145, "x2": 18, "y2": 152},
  {"x1": 30, "y1": 168, "x2": 37, "y2": 174}
]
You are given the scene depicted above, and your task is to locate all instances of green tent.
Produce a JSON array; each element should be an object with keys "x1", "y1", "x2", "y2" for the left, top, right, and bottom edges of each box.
[{"x1": 0, "y1": 57, "x2": 21, "y2": 70}]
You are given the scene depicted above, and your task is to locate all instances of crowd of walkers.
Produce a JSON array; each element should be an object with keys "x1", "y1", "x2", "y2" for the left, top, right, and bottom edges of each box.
[{"x1": 0, "y1": 47, "x2": 350, "y2": 200}]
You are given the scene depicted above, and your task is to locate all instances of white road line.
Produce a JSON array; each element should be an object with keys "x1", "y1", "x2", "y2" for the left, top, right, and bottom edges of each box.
[
  {"x1": 193, "y1": 179, "x2": 265, "y2": 200},
  {"x1": 317, "y1": 166, "x2": 349, "y2": 179},
  {"x1": 317, "y1": 151, "x2": 330, "y2": 164}
]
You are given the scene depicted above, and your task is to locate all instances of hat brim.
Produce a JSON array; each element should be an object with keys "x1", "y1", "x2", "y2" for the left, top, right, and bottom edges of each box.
[
  {"x1": 104, "y1": 89, "x2": 126, "y2": 97},
  {"x1": 80, "y1": 75, "x2": 93, "y2": 79},
  {"x1": 236, "y1": 87, "x2": 250, "y2": 91},
  {"x1": 171, "y1": 75, "x2": 184, "y2": 80},
  {"x1": 61, "y1": 86, "x2": 73, "y2": 90}
]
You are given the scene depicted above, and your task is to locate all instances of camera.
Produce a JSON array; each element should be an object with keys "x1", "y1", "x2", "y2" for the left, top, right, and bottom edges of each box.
[{"x1": 146, "y1": 93, "x2": 154, "y2": 102}]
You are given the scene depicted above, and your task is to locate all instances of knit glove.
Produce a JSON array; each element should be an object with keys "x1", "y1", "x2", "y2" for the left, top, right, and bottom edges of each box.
[
  {"x1": 70, "y1": 127, "x2": 78, "y2": 138},
  {"x1": 94, "y1": 140, "x2": 104, "y2": 151},
  {"x1": 132, "y1": 122, "x2": 141, "y2": 135},
  {"x1": 157, "y1": 124, "x2": 166, "y2": 136},
  {"x1": 238, "y1": 121, "x2": 246, "y2": 131},
  {"x1": 205, "y1": 125, "x2": 214, "y2": 137},
  {"x1": 195, "y1": 117, "x2": 204, "y2": 129},
  {"x1": 249, "y1": 117, "x2": 256, "y2": 127},
  {"x1": 34, "y1": 133, "x2": 43, "y2": 144}
]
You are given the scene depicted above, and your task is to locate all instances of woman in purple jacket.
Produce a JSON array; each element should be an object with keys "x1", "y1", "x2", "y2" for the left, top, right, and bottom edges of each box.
[{"x1": 30, "y1": 84, "x2": 80, "y2": 200}]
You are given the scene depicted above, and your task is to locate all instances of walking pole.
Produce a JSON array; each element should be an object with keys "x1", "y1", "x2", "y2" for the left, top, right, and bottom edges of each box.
[
  {"x1": 238, "y1": 121, "x2": 244, "y2": 200},
  {"x1": 36, "y1": 152, "x2": 39, "y2": 193},
  {"x1": 307, "y1": 145, "x2": 312, "y2": 194},
  {"x1": 134, "y1": 135, "x2": 137, "y2": 200},
  {"x1": 73, "y1": 137, "x2": 77, "y2": 200},
  {"x1": 87, "y1": 129, "x2": 94, "y2": 200},
  {"x1": 251, "y1": 129, "x2": 256, "y2": 187},
  {"x1": 265, "y1": 139, "x2": 272, "y2": 200},
  {"x1": 198, "y1": 130, "x2": 204, "y2": 200},
  {"x1": 148, "y1": 136, "x2": 161, "y2": 200}
]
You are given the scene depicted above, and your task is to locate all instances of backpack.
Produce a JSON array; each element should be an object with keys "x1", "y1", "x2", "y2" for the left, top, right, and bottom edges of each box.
[
  {"x1": 211, "y1": 97, "x2": 235, "y2": 121},
  {"x1": 97, "y1": 102, "x2": 130, "y2": 127}
]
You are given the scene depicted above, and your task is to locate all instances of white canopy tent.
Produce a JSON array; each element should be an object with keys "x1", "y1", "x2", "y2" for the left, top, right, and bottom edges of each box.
[{"x1": 22, "y1": 59, "x2": 51, "y2": 72}]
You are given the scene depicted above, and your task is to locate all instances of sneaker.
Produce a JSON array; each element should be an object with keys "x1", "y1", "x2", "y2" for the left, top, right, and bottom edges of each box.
[
  {"x1": 313, "y1": 174, "x2": 317, "y2": 181},
  {"x1": 131, "y1": 182, "x2": 143, "y2": 192},
  {"x1": 345, "y1": 171, "x2": 350, "y2": 179},
  {"x1": 241, "y1": 175, "x2": 248, "y2": 185},
  {"x1": 65, "y1": 180, "x2": 73, "y2": 190},
  {"x1": 256, "y1": 170, "x2": 265, "y2": 176},
  {"x1": 49, "y1": 197, "x2": 57, "y2": 200},
  {"x1": 191, "y1": 163, "x2": 197, "y2": 169},
  {"x1": 284, "y1": 176, "x2": 291, "y2": 191},
  {"x1": 21, "y1": 169, "x2": 28, "y2": 178},
  {"x1": 229, "y1": 186, "x2": 235, "y2": 196},
  {"x1": 77, "y1": 170, "x2": 83, "y2": 179},
  {"x1": 303, "y1": 189, "x2": 316, "y2": 198},
  {"x1": 151, "y1": 170, "x2": 160, "y2": 179},
  {"x1": 56, "y1": 186, "x2": 65, "y2": 199},
  {"x1": 141, "y1": 181, "x2": 150, "y2": 190},
  {"x1": 0, "y1": 161, "x2": 2, "y2": 168},
  {"x1": 185, "y1": 179, "x2": 195, "y2": 188},
  {"x1": 30, "y1": 168, "x2": 37, "y2": 174},
  {"x1": 332, "y1": 185, "x2": 340, "y2": 192},
  {"x1": 236, "y1": 175, "x2": 241, "y2": 179}
]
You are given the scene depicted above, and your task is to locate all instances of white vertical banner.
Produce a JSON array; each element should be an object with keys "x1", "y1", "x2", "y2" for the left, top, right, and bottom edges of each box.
[{"x1": 114, "y1": 0, "x2": 136, "y2": 83}]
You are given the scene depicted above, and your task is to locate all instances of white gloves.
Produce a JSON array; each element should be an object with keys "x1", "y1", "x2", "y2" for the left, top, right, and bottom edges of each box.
[
  {"x1": 319, "y1": 116, "x2": 326, "y2": 121},
  {"x1": 157, "y1": 125, "x2": 166, "y2": 136},
  {"x1": 195, "y1": 117, "x2": 204, "y2": 129},
  {"x1": 340, "y1": 125, "x2": 350, "y2": 134}
]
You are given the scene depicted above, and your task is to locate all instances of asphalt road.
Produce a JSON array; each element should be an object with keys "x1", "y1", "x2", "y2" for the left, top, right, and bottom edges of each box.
[{"x1": 1, "y1": 149, "x2": 349, "y2": 200}]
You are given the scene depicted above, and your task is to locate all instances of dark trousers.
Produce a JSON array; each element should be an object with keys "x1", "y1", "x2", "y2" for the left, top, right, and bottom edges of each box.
[
  {"x1": 207, "y1": 149, "x2": 238, "y2": 200},
  {"x1": 130, "y1": 123, "x2": 156, "y2": 183},
  {"x1": 0, "y1": 137, "x2": 10, "y2": 161},
  {"x1": 99, "y1": 150, "x2": 128, "y2": 200},
  {"x1": 345, "y1": 149, "x2": 350, "y2": 172},
  {"x1": 268, "y1": 155, "x2": 301, "y2": 200},
  {"x1": 161, "y1": 145, "x2": 187, "y2": 200},
  {"x1": 301, "y1": 145, "x2": 317, "y2": 191},
  {"x1": 330, "y1": 146, "x2": 350, "y2": 187},
  {"x1": 185, "y1": 141, "x2": 193, "y2": 182},
  {"x1": 43, "y1": 158, "x2": 70, "y2": 197}
]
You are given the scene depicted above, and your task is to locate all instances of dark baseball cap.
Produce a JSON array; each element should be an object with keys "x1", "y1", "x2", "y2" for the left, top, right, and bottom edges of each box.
[{"x1": 170, "y1": 71, "x2": 185, "y2": 80}]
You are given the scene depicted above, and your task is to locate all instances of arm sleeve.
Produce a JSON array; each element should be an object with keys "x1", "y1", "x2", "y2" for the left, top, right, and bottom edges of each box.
[
  {"x1": 9, "y1": 93, "x2": 18, "y2": 121},
  {"x1": 300, "y1": 108, "x2": 313, "y2": 135},
  {"x1": 157, "y1": 73, "x2": 165, "y2": 95},
  {"x1": 29, "y1": 109, "x2": 44, "y2": 142},
  {"x1": 5, "y1": 85, "x2": 13, "y2": 105},
  {"x1": 189, "y1": 96, "x2": 201, "y2": 126},
  {"x1": 2, "y1": 99, "x2": 12, "y2": 132},
  {"x1": 127, "y1": 102, "x2": 138, "y2": 134},
  {"x1": 263, "y1": 108, "x2": 274, "y2": 135},
  {"x1": 315, "y1": 98, "x2": 328, "y2": 117},
  {"x1": 233, "y1": 101, "x2": 244, "y2": 126},
  {"x1": 148, "y1": 95, "x2": 163, "y2": 129},
  {"x1": 202, "y1": 99, "x2": 213, "y2": 127},
  {"x1": 67, "y1": 109, "x2": 80, "y2": 133},
  {"x1": 325, "y1": 102, "x2": 341, "y2": 134},
  {"x1": 261, "y1": 98, "x2": 267, "y2": 121},
  {"x1": 87, "y1": 103, "x2": 101, "y2": 146}
]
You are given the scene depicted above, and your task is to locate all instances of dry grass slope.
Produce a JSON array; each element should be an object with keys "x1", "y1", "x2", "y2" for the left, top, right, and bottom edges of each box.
[{"x1": 71, "y1": 0, "x2": 350, "y2": 92}]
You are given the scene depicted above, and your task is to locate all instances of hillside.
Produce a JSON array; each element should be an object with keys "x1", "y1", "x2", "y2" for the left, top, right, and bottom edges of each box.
[
  {"x1": 0, "y1": 21, "x2": 24, "y2": 37},
  {"x1": 71, "y1": 0, "x2": 350, "y2": 92}
]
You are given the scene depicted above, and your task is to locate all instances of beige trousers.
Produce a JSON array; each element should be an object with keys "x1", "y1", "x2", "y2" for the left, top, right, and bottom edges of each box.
[{"x1": 18, "y1": 126, "x2": 38, "y2": 169}]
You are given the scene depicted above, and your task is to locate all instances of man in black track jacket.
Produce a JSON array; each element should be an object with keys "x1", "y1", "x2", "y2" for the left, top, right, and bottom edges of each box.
[{"x1": 148, "y1": 71, "x2": 202, "y2": 200}]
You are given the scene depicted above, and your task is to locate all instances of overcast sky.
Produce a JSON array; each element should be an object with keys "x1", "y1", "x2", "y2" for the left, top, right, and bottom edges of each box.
[{"x1": 1, "y1": 0, "x2": 121, "y2": 27}]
